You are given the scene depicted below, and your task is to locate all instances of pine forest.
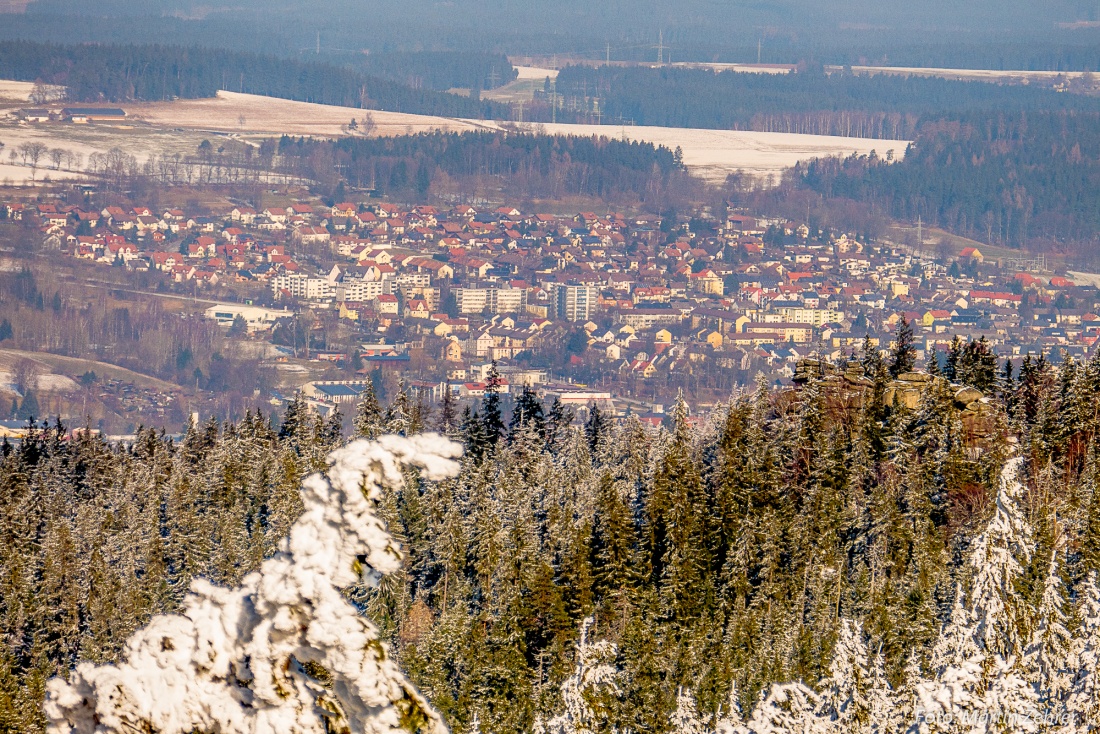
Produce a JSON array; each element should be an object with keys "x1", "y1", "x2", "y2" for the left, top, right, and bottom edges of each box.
[{"x1": 7, "y1": 349, "x2": 1100, "y2": 732}]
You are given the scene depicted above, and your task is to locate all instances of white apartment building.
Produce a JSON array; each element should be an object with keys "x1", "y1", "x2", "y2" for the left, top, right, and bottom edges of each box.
[
  {"x1": 272, "y1": 273, "x2": 334, "y2": 301},
  {"x1": 549, "y1": 283, "x2": 598, "y2": 322}
]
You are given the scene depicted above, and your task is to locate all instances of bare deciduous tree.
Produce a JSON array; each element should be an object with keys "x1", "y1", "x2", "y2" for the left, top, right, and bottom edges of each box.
[
  {"x1": 12, "y1": 358, "x2": 40, "y2": 396},
  {"x1": 361, "y1": 111, "x2": 377, "y2": 137},
  {"x1": 19, "y1": 142, "x2": 47, "y2": 180}
]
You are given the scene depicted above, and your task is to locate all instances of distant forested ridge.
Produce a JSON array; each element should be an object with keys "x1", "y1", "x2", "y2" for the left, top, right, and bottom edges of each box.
[
  {"x1": 7, "y1": 0, "x2": 1100, "y2": 64},
  {"x1": 276, "y1": 130, "x2": 687, "y2": 203},
  {"x1": 553, "y1": 65, "x2": 1100, "y2": 138},
  {"x1": 353, "y1": 52, "x2": 517, "y2": 93},
  {"x1": 795, "y1": 110, "x2": 1100, "y2": 249},
  {"x1": 0, "y1": 41, "x2": 508, "y2": 119}
]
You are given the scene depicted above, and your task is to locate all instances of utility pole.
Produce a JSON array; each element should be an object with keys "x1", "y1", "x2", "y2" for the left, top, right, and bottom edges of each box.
[{"x1": 917, "y1": 215, "x2": 922, "y2": 250}]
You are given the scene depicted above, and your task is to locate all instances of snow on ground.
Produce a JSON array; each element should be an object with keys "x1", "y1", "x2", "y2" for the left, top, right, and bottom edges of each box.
[
  {"x1": 130, "y1": 91, "x2": 488, "y2": 137},
  {"x1": 0, "y1": 86, "x2": 908, "y2": 185},
  {"x1": 0, "y1": 370, "x2": 80, "y2": 394},
  {"x1": 844, "y1": 65, "x2": 1092, "y2": 82},
  {"x1": 0, "y1": 162, "x2": 84, "y2": 186},
  {"x1": 1068, "y1": 271, "x2": 1100, "y2": 288},
  {"x1": 0, "y1": 81, "x2": 34, "y2": 103},
  {"x1": 514, "y1": 66, "x2": 559, "y2": 80},
  {"x1": 508, "y1": 121, "x2": 905, "y2": 183},
  {"x1": 668, "y1": 62, "x2": 795, "y2": 74},
  {"x1": 135, "y1": 91, "x2": 907, "y2": 183}
]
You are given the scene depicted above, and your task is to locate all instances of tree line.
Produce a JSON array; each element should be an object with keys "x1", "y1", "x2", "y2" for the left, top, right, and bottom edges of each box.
[
  {"x1": 6, "y1": 343, "x2": 1100, "y2": 731},
  {"x1": 352, "y1": 52, "x2": 517, "y2": 94},
  {"x1": 274, "y1": 130, "x2": 691, "y2": 205},
  {"x1": 552, "y1": 65, "x2": 1100, "y2": 139},
  {"x1": 795, "y1": 109, "x2": 1100, "y2": 251},
  {"x1": 0, "y1": 41, "x2": 508, "y2": 119}
]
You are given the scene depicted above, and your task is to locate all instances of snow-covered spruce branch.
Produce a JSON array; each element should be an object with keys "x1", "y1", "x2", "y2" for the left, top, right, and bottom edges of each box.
[{"x1": 45, "y1": 435, "x2": 463, "y2": 734}]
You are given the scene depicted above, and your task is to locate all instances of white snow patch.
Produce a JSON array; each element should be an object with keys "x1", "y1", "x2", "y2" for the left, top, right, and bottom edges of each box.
[
  {"x1": 0, "y1": 80, "x2": 35, "y2": 102},
  {"x1": 513, "y1": 66, "x2": 559, "y2": 81},
  {"x1": 509, "y1": 121, "x2": 906, "y2": 183},
  {"x1": 0, "y1": 370, "x2": 79, "y2": 393}
]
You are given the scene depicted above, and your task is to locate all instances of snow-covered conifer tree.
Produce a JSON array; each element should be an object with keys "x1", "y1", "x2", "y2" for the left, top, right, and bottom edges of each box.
[
  {"x1": 866, "y1": 651, "x2": 897, "y2": 734},
  {"x1": 544, "y1": 617, "x2": 620, "y2": 734},
  {"x1": 1025, "y1": 544, "x2": 1072, "y2": 705},
  {"x1": 743, "y1": 682, "x2": 826, "y2": 734},
  {"x1": 45, "y1": 435, "x2": 463, "y2": 734},
  {"x1": 817, "y1": 620, "x2": 871, "y2": 731},
  {"x1": 967, "y1": 457, "x2": 1034, "y2": 660},
  {"x1": 668, "y1": 687, "x2": 708, "y2": 734},
  {"x1": 355, "y1": 379, "x2": 385, "y2": 439},
  {"x1": 714, "y1": 684, "x2": 745, "y2": 734},
  {"x1": 1065, "y1": 572, "x2": 1100, "y2": 729}
]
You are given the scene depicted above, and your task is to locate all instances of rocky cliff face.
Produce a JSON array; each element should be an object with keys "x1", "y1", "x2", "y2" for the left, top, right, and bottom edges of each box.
[{"x1": 792, "y1": 359, "x2": 998, "y2": 428}]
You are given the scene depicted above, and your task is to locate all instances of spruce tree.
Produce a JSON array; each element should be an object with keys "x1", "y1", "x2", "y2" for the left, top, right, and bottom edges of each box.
[
  {"x1": 945, "y1": 335, "x2": 962, "y2": 381},
  {"x1": 967, "y1": 457, "x2": 1034, "y2": 660},
  {"x1": 509, "y1": 385, "x2": 545, "y2": 442},
  {"x1": 1025, "y1": 546, "x2": 1072, "y2": 706},
  {"x1": 354, "y1": 378, "x2": 384, "y2": 438},
  {"x1": 481, "y1": 361, "x2": 505, "y2": 448},
  {"x1": 860, "y1": 335, "x2": 883, "y2": 378},
  {"x1": 385, "y1": 377, "x2": 412, "y2": 436},
  {"x1": 584, "y1": 402, "x2": 607, "y2": 456},
  {"x1": 888, "y1": 316, "x2": 916, "y2": 378},
  {"x1": 16, "y1": 392, "x2": 39, "y2": 422},
  {"x1": 437, "y1": 384, "x2": 460, "y2": 438}
]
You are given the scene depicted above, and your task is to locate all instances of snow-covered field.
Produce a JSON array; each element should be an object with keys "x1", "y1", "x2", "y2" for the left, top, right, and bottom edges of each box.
[
  {"x1": 0, "y1": 81, "x2": 34, "y2": 103},
  {"x1": 133, "y1": 91, "x2": 907, "y2": 183},
  {"x1": 842, "y1": 65, "x2": 1092, "y2": 82},
  {"x1": 508, "y1": 121, "x2": 904, "y2": 183},
  {"x1": 0, "y1": 86, "x2": 907, "y2": 186},
  {"x1": 668, "y1": 62, "x2": 794, "y2": 74},
  {"x1": 0, "y1": 162, "x2": 83, "y2": 186},
  {"x1": 130, "y1": 91, "x2": 487, "y2": 137},
  {"x1": 513, "y1": 66, "x2": 559, "y2": 80},
  {"x1": 0, "y1": 370, "x2": 79, "y2": 394}
]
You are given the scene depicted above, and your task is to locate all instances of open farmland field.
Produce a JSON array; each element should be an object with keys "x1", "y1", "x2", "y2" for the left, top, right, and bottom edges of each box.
[
  {"x1": 134, "y1": 91, "x2": 907, "y2": 184},
  {"x1": 128, "y1": 91, "x2": 490, "y2": 137},
  {"x1": 834, "y1": 65, "x2": 1095, "y2": 83},
  {"x1": 508, "y1": 121, "x2": 904, "y2": 183},
  {"x1": 0, "y1": 81, "x2": 33, "y2": 104},
  {"x1": 0, "y1": 86, "x2": 908, "y2": 186}
]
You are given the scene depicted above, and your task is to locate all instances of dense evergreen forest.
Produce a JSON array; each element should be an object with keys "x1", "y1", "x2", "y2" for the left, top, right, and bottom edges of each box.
[
  {"x1": 0, "y1": 41, "x2": 507, "y2": 119},
  {"x1": 553, "y1": 65, "x2": 1100, "y2": 138},
  {"x1": 6, "y1": 345, "x2": 1100, "y2": 731},
  {"x1": 794, "y1": 110, "x2": 1100, "y2": 251},
  {"x1": 352, "y1": 52, "x2": 517, "y2": 94},
  {"x1": 274, "y1": 131, "x2": 690, "y2": 204}
]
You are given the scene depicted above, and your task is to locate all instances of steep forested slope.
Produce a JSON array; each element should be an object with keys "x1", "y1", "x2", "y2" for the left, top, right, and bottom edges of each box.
[{"x1": 4, "y1": 349, "x2": 1100, "y2": 731}]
